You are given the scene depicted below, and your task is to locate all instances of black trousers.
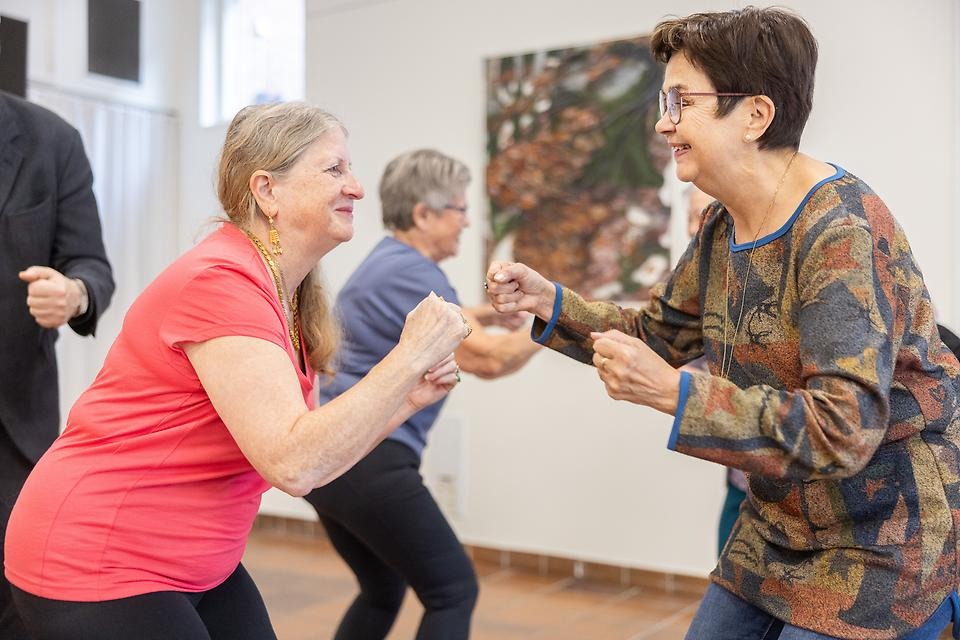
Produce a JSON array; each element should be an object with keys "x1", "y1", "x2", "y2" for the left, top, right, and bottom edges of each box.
[
  {"x1": 0, "y1": 426, "x2": 35, "y2": 639},
  {"x1": 304, "y1": 440, "x2": 478, "y2": 640},
  {"x1": 12, "y1": 563, "x2": 276, "y2": 640}
]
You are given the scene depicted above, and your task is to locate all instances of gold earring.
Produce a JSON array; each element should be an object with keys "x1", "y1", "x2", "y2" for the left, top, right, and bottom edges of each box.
[{"x1": 267, "y1": 215, "x2": 283, "y2": 255}]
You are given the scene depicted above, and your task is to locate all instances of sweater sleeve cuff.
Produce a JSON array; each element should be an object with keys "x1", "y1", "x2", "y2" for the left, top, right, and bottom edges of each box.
[
  {"x1": 667, "y1": 371, "x2": 692, "y2": 451},
  {"x1": 531, "y1": 282, "x2": 563, "y2": 345}
]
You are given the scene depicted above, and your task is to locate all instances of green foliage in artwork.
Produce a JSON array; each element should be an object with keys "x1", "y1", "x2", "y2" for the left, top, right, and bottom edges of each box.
[
  {"x1": 579, "y1": 68, "x2": 664, "y2": 190},
  {"x1": 491, "y1": 211, "x2": 525, "y2": 245}
]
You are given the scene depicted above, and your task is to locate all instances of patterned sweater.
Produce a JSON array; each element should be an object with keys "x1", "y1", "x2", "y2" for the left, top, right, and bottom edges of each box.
[{"x1": 533, "y1": 167, "x2": 960, "y2": 639}]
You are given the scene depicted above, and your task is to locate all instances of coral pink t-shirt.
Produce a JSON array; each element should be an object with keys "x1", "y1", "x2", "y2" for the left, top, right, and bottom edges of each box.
[{"x1": 5, "y1": 224, "x2": 314, "y2": 601}]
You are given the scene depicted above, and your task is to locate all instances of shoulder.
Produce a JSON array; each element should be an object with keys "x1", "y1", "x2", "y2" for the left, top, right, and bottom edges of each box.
[
  {"x1": 700, "y1": 200, "x2": 726, "y2": 228},
  {"x1": 0, "y1": 91, "x2": 80, "y2": 146},
  {"x1": 144, "y1": 231, "x2": 277, "y2": 330},
  {"x1": 792, "y1": 168, "x2": 903, "y2": 255},
  {"x1": 348, "y1": 237, "x2": 453, "y2": 292},
  {"x1": 697, "y1": 200, "x2": 732, "y2": 247},
  {"x1": 164, "y1": 226, "x2": 266, "y2": 291}
]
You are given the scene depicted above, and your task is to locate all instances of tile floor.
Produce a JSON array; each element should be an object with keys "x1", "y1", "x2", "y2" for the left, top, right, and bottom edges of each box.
[
  {"x1": 243, "y1": 529, "x2": 703, "y2": 639},
  {"x1": 244, "y1": 528, "x2": 957, "y2": 639}
]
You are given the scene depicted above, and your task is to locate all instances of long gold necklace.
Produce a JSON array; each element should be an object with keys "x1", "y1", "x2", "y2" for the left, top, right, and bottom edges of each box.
[
  {"x1": 720, "y1": 151, "x2": 798, "y2": 379},
  {"x1": 244, "y1": 229, "x2": 301, "y2": 353}
]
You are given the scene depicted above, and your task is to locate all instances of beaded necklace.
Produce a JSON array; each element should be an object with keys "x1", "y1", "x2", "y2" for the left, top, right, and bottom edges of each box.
[{"x1": 244, "y1": 230, "x2": 301, "y2": 353}]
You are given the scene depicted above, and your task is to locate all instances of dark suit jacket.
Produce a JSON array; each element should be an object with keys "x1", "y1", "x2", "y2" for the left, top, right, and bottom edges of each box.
[{"x1": 0, "y1": 91, "x2": 114, "y2": 463}]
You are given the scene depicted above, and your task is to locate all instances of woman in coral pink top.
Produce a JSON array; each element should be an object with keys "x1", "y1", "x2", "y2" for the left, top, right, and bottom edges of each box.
[{"x1": 4, "y1": 102, "x2": 471, "y2": 640}]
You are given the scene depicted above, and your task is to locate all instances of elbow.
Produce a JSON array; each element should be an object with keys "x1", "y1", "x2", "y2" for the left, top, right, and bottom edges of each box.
[
  {"x1": 269, "y1": 472, "x2": 313, "y2": 497},
  {"x1": 467, "y1": 361, "x2": 503, "y2": 379},
  {"x1": 261, "y1": 460, "x2": 315, "y2": 497},
  {"x1": 813, "y1": 435, "x2": 875, "y2": 480},
  {"x1": 803, "y1": 392, "x2": 885, "y2": 480},
  {"x1": 270, "y1": 459, "x2": 349, "y2": 496},
  {"x1": 827, "y1": 451, "x2": 872, "y2": 479},
  {"x1": 276, "y1": 483, "x2": 312, "y2": 498},
  {"x1": 458, "y1": 354, "x2": 503, "y2": 379}
]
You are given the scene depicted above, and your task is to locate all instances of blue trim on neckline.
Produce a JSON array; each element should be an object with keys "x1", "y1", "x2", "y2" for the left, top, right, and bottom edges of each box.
[{"x1": 729, "y1": 163, "x2": 845, "y2": 253}]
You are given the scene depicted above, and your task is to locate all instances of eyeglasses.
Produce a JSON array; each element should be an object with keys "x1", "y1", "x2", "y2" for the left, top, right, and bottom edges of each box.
[
  {"x1": 440, "y1": 204, "x2": 468, "y2": 215},
  {"x1": 658, "y1": 87, "x2": 752, "y2": 125}
]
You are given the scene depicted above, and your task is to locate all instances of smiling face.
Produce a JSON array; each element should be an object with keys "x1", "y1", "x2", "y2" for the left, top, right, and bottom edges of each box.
[
  {"x1": 655, "y1": 52, "x2": 751, "y2": 191},
  {"x1": 424, "y1": 191, "x2": 470, "y2": 262},
  {"x1": 272, "y1": 128, "x2": 365, "y2": 251}
]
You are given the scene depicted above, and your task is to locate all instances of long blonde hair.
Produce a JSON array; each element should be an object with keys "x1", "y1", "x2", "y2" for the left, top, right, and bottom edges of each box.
[{"x1": 216, "y1": 102, "x2": 343, "y2": 375}]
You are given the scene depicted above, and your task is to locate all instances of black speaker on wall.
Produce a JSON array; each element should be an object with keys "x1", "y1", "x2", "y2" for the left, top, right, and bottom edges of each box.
[
  {"x1": 88, "y1": 0, "x2": 140, "y2": 82},
  {"x1": 0, "y1": 15, "x2": 28, "y2": 97}
]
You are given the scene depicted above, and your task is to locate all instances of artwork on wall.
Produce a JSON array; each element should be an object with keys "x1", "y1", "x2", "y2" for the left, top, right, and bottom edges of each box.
[{"x1": 485, "y1": 35, "x2": 672, "y2": 302}]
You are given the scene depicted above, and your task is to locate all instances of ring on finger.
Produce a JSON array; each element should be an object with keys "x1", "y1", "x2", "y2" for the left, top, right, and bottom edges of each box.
[
  {"x1": 599, "y1": 356, "x2": 609, "y2": 371},
  {"x1": 482, "y1": 280, "x2": 488, "y2": 290}
]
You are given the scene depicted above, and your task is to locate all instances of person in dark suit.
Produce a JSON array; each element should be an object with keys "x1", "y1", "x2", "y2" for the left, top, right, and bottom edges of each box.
[{"x1": 0, "y1": 89, "x2": 114, "y2": 635}]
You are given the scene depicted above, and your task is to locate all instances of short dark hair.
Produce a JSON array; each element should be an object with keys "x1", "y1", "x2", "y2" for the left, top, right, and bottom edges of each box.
[{"x1": 651, "y1": 6, "x2": 817, "y2": 150}]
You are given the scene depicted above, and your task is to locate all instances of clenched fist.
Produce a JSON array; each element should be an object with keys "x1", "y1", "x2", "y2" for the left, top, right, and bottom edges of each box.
[{"x1": 18, "y1": 266, "x2": 87, "y2": 329}]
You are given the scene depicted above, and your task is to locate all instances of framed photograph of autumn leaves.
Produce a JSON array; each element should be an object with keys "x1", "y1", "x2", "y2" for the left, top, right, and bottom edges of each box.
[{"x1": 485, "y1": 35, "x2": 672, "y2": 302}]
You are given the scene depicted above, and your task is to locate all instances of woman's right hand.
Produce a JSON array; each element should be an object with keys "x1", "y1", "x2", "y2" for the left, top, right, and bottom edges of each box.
[
  {"x1": 485, "y1": 262, "x2": 556, "y2": 320},
  {"x1": 405, "y1": 353, "x2": 460, "y2": 413},
  {"x1": 398, "y1": 292, "x2": 469, "y2": 370}
]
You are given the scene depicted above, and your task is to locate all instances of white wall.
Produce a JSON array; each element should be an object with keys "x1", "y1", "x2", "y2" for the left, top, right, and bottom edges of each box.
[
  {"x1": 0, "y1": 0, "x2": 201, "y2": 254},
  {"x1": 270, "y1": 0, "x2": 957, "y2": 577},
  {"x1": 0, "y1": 0, "x2": 188, "y2": 111}
]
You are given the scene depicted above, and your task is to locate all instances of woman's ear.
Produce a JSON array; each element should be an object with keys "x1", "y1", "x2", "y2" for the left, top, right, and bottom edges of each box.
[
  {"x1": 411, "y1": 202, "x2": 432, "y2": 230},
  {"x1": 249, "y1": 170, "x2": 277, "y2": 217},
  {"x1": 745, "y1": 95, "x2": 776, "y2": 142}
]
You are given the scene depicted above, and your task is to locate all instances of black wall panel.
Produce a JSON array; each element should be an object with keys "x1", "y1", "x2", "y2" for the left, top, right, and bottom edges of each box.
[
  {"x1": 0, "y1": 15, "x2": 27, "y2": 97},
  {"x1": 88, "y1": 0, "x2": 140, "y2": 82}
]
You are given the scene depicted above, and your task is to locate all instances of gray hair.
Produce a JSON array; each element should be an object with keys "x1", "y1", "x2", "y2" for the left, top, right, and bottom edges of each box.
[{"x1": 379, "y1": 149, "x2": 471, "y2": 230}]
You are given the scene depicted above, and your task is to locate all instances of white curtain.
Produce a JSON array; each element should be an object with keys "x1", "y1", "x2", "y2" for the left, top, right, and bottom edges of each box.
[{"x1": 26, "y1": 86, "x2": 181, "y2": 427}]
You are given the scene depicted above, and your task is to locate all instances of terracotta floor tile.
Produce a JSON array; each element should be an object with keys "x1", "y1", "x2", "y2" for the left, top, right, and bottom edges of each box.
[{"x1": 243, "y1": 529, "x2": 705, "y2": 639}]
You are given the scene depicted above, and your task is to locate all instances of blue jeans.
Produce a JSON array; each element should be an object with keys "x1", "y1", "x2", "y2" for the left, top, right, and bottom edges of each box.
[{"x1": 686, "y1": 583, "x2": 958, "y2": 639}]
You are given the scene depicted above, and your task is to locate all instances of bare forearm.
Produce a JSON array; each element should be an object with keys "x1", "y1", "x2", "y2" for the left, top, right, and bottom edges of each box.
[
  {"x1": 192, "y1": 294, "x2": 465, "y2": 497},
  {"x1": 342, "y1": 398, "x2": 424, "y2": 465},
  {"x1": 278, "y1": 346, "x2": 427, "y2": 494}
]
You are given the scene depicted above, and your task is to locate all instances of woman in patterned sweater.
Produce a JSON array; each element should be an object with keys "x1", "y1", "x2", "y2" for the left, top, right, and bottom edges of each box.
[{"x1": 486, "y1": 7, "x2": 960, "y2": 640}]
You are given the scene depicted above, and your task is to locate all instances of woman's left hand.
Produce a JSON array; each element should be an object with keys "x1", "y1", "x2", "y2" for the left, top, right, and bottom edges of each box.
[
  {"x1": 590, "y1": 330, "x2": 681, "y2": 415},
  {"x1": 405, "y1": 353, "x2": 460, "y2": 412}
]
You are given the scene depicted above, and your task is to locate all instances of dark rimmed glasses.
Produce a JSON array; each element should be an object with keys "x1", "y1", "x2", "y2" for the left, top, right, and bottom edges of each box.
[
  {"x1": 658, "y1": 87, "x2": 752, "y2": 125},
  {"x1": 440, "y1": 204, "x2": 468, "y2": 215}
]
